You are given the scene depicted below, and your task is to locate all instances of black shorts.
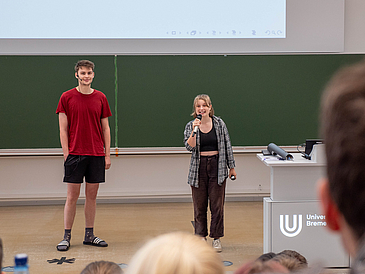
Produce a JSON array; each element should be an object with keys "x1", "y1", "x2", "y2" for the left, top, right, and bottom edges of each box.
[{"x1": 63, "y1": 155, "x2": 105, "y2": 184}]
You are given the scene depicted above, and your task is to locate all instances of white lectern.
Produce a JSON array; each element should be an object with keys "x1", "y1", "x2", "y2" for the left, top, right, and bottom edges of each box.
[{"x1": 258, "y1": 144, "x2": 350, "y2": 267}]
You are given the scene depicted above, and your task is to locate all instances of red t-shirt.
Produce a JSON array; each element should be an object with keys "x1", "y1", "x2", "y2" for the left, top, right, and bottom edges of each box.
[{"x1": 56, "y1": 88, "x2": 112, "y2": 156}]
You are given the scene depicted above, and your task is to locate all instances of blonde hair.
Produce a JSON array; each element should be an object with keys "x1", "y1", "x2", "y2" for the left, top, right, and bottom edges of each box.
[
  {"x1": 81, "y1": 261, "x2": 123, "y2": 274},
  {"x1": 191, "y1": 94, "x2": 215, "y2": 118},
  {"x1": 126, "y1": 232, "x2": 224, "y2": 274},
  {"x1": 271, "y1": 254, "x2": 307, "y2": 271}
]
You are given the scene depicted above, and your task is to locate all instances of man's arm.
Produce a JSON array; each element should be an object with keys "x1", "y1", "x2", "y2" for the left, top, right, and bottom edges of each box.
[
  {"x1": 58, "y1": 112, "x2": 69, "y2": 161},
  {"x1": 101, "y1": 117, "x2": 111, "y2": 170}
]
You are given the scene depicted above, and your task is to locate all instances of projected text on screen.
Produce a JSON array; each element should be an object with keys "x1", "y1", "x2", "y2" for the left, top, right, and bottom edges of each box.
[{"x1": 0, "y1": 0, "x2": 286, "y2": 39}]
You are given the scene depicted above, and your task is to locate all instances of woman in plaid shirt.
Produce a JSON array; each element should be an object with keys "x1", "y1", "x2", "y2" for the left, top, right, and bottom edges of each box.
[{"x1": 184, "y1": 94, "x2": 237, "y2": 252}]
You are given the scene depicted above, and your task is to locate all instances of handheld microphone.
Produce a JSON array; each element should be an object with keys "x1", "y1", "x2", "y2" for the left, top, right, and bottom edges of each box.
[
  {"x1": 230, "y1": 175, "x2": 236, "y2": 180},
  {"x1": 192, "y1": 114, "x2": 202, "y2": 137}
]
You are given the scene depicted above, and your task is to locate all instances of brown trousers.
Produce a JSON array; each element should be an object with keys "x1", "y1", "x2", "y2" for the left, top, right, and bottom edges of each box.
[{"x1": 191, "y1": 155, "x2": 226, "y2": 239}]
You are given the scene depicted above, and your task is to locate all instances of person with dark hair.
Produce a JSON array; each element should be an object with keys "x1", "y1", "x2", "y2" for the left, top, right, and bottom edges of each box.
[
  {"x1": 234, "y1": 260, "x2": 289, "y2": 274},
  {"x1": 56, "y1": 60, "x2": 112, "y2": 251},
  {"x1": 318, "y1": 59, "x2": 365, "y2": 270},
  {"x1": 184, "y1": 94, "x2": 236, "y2": 252},
  {"x1": 81, "y1": 261, "x2": 123, "y2": 274}
]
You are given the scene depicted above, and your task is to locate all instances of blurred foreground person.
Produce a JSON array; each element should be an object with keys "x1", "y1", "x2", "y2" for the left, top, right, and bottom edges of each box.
[
  {"x1": 126, "y1": 232, "x2": 224, "y2": 274},
  {"x1": 318, "y1": 59, "x2": 365, "y2": 274}
]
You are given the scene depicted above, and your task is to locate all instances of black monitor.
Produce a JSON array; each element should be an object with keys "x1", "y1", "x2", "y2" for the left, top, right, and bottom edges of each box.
[{"x1": 305, "y1": 139, "x2": 323, "y2": 155}]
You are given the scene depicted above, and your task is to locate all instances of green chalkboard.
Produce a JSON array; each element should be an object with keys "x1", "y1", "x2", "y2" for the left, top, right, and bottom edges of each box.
[
  {"x1": 0, "y1": 56, "x2": 115, "y2": 149},
  {"x1": 117, "y1": 54, "x2": 364, "y2": 147},
  {"x1": 0, "y1": 54, "x2": 363, "y2": 149}
]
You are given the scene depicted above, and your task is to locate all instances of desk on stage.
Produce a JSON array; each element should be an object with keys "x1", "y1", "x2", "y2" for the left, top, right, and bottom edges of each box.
[{"x1": 258, "y1": 145, "x2": 350, "y2": 267}]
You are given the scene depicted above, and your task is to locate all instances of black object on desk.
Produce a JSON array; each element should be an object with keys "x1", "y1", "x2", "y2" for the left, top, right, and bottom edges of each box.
[{"x1": 267, "y1": 143, "x2": 293, "y2": 160}]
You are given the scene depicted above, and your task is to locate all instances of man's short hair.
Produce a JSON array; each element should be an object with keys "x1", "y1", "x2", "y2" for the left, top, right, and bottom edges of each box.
[
  {"x1": 74, "y1": 60, "x2": 95, "y2": 73},
  {"x1": 321, "y1": 59, "x2": 365, "y2": 240}
]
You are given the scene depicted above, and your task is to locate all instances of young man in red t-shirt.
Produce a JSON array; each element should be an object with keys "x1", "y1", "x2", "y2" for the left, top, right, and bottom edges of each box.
[{"x1": 55, "y1": 60, "x2": 112, "y2": 251}]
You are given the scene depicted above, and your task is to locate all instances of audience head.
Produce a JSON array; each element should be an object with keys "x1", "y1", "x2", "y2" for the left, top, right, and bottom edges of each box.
[
  {"x1": 81, "y1": 261, "x2": 123, "y2": 274},
  {"x1": 318, "y1": 59, "x2": 365, "y2": 256},
  {"x1": 234, "y1": 260, "x2": 289, "y2": 274},
  {"x1": 271, "y1": 253, "x2": 307, "y2": 272},
  {"x1": 256, "y1": 252, "x2": 277, "y2": 263},
  {"x1": 277, "y1": 250, "x2": 308, "y2": 267},
  {"x1": 126, "y1": 232, "x2": 224, "y2": 274},
  {"x1": 248, "y1": 250, "x2": 307, "y2": 273}
]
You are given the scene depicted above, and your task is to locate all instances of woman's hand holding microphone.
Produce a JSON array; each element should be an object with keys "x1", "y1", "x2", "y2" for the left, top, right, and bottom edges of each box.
[{"x1": 192, "y1": 114, "x2": 202, "y2": 137}]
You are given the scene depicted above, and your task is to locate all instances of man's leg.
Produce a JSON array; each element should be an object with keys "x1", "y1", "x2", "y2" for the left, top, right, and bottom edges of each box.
[
  {"x1": 64, "y1": 183, "x2": 81, "y2": 229},
  {"x1": 84, "y1": 182, "x2": 99, "y2": 228},
  {"x1": 57, "y1": 183, "x2": 81, "y2": 251},
  {"x1": 83, "y1": 182, "x2": 108, "y2": 247}
]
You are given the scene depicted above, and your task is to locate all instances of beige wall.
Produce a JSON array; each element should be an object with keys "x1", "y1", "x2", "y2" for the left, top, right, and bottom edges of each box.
[
  {"x1": 345, "y1": 0, "x2": 365, "y2": 53},
  {"x1": 0, "y1": 150, "x2": 271, "y2": 205}
]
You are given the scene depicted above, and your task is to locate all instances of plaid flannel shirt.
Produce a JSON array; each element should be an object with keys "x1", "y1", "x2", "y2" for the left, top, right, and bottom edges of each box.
[{"x1": 184, "y1": 115, "x2": 236, "y2": 188}]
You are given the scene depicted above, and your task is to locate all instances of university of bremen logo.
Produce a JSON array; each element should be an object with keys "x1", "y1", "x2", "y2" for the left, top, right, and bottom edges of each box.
[{"x1": 280, "y1": 214, "x2": 303, "y2": 237}]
